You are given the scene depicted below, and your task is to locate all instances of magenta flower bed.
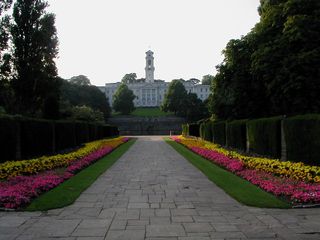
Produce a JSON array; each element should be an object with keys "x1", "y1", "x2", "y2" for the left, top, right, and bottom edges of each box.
[
  {"x1": 172, "y1": 137, "x2": 320, "y2": 205},
  {"x1": 0, "y1": 172, "x2": 72, "y2": 209},
  {"x1": 0, "y1": 138, "x2": 129, "y2": 210}
]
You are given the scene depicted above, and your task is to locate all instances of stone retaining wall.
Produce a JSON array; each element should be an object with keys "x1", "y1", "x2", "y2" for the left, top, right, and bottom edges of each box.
[{"x1": 108, "y1": 116, "x2": 186, "y2": 135}]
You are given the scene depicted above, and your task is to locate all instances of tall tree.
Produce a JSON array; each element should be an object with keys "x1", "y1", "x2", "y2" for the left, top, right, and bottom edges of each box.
[
  {"x1": 0, "y1": 0, "x2": 13, "y2": 110},
  {"x1": 11, "y1": 0, "x2": 60, "y2": 116},
  {"x1": 112, "y1": 83, "x2": 135, "y2": 115},
  {"x1": 161, "y1": 80, "x2": 188, "y2": 115}
]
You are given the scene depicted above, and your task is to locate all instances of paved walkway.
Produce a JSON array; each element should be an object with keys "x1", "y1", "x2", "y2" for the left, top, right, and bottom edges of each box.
[{"x1": 1, "y1": 136, "x2": 320, "y2": 240}]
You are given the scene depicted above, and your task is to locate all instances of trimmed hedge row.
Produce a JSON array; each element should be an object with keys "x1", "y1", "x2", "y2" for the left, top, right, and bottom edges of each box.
[
  {"x1": 183, "y1": 114, "x2": 320, "y2": 165},
  {"x1": 0, "y1": 115, "x2": 119, "y2": 163},
  {"x1": 283, "y1": 114, "x2": 320, "y2": 165},
  {"x1": 188, "y1": 123, "x2": 200, "y2": 137},
  {"x1": 247, "y1": 116, "x2": 282, "y2": 159},
  {"x1": 226, "y1": 119, "x2": 247, "y2": 151}
]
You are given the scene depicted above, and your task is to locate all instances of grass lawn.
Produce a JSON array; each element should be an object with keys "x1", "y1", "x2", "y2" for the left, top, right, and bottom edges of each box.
[
  {"x1": 26, "y1": 139, "x2": 136, "y2": 211},
  {"x1": 165, "y1": 138, "x2": 291, "y2": 209},
  {"x1": 113, "y1": 107, "x2": 173, "y2": 117}
]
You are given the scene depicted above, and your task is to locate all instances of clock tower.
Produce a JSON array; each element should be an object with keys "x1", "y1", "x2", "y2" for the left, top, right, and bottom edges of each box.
[{"x1": 145, "y1": 50, "x2": 155, "y2": 83}]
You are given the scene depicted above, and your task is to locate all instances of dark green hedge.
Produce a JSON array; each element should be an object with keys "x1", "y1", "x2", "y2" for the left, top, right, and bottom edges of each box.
[
  {"x1": 188, "y1": 123, "x2": 200, "y2": 137},
  {"x1": 0, "y1": 115, "x2": 18, "y2": 161},
  {"x1": 75, "y1": 122, "x2": 90, "y2": 145},
  {"x1": 212, "y1": 121, "x2": 226, "y2": 146},
  {"x1": 200, "y1": 121, "x2": 213, "y2": 142},
  {"x1": 283, "y1": 114, "x2": 320, "y2": 165},
  {"x1": 55, "y1": 121, "x2": 76, "y2": 151},
  {"x1": 247, "y1": 116, "x2": 282, "y2": 158},
  {"x1": 226, "y1": 119, "x2": 247, "y2": 151},
  {"x1": 20, "y1": 118, "x2": 54, "y2": 158},
  {"x1": 0, "y1": 115, "x2": 119, "y2": 162}
]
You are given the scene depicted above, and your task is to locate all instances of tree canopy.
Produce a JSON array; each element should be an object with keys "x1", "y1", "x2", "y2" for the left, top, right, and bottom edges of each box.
[
  {"x1": 122, "y1": 73, "x2": 137, "y2": 84},
  {"x1": 112, "y1": 83, "x2": 135, "y2": 115},
  {"x1": 209, "y1": 0, "x2": 320, "y2": 120},
  {"x1": 69, "y1": 75, "x2": 91, "y2": 86},
  {"x1": 161, "y1": 80, "x2": 187, "y2": 115},
  {"x1": 161, "y1": 80, "x2": 209, "y2": 121},
  {"x1": 0, "y1": 0, "x2": 13, "y2": 111},
  {"x1": 11, "y1": 0, "x2": 60, "y2": 116},
  {"x1": 60, "y1": 77, "x2": 111, "y2": 120}
]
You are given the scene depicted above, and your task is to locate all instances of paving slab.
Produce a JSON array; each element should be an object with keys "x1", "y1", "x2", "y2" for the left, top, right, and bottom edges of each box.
[{"x1": 1, "y1": 136, "x2": 320, "y2": 240}]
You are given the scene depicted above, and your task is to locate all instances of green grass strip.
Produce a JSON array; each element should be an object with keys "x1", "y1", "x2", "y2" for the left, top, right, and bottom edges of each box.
[
  {"x1": 26, "y1": 139, "x2": 136, "y2": 211},
  {"x1": 165, "y1": 138, "x2": 291, "y2": 209}
]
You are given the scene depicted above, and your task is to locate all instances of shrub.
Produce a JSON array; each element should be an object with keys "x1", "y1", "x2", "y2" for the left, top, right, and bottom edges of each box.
[
  {"x1": 226, "y1": 119, "x2": 247, "y2": 151},
  {"x1": 188, "y1": 123, "x2": 200, "y2": 137},
  {"x1": 0, "y1": 115, "x2": 18, "y2": 162},
  {"x1": 247, "y1": 116, "x2": 282, "y2": 158},
  {"x1": 284, "y1": 114, "x2": 320, "y2": 165},
  {"x1": 212, "y1": 121, "x2": 226, "y2": 146}
]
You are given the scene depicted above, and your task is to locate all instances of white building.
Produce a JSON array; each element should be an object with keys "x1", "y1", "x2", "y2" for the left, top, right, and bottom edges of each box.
[{"x1": 101, "y1": 50, "x2": 211, "y2": 107}]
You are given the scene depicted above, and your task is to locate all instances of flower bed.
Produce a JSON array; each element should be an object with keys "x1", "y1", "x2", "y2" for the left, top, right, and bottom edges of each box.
[
  {"x1": 0, "y1": 137, "x2": 128, "y2": 180},
  {"x1": 172, "y1": 136, "x2": 320, "y2": 205},
  {"x1": 0, "y1": 137, "x2": 129, "y2": 209}
]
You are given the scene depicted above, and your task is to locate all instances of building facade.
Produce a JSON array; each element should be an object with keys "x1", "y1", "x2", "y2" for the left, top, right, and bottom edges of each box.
[{"x1": 101, "y1": 51, "x2": 211, "y2": 107}]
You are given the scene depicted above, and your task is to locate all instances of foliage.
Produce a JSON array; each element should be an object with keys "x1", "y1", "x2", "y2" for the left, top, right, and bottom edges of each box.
[
  {"x1": 201, "y1": 74, "x2": 214, "y2": 85},
  {"x1": 20, "y1": 118, "x2": 54, "y2": 159},
  {"x1": 175, "y1": 136, "x2": 320, "y2": 184},
  {"x1": 0, "y1": 114, "x2": 119, "y2": 163},
  {"x1": 0, "y1": 115, "x2": 17, "y2": 161},
  {"x1": 200, "y1": 120, "x2": 213, "y2": 142},
  {"x1": 11, "y1": 0, "x2": 60, "y2": 116},
  {"x1": 209, "y1": 0, "x2": 320, "y2": 119},
  {"x1": 226, "y1": 119, "x2": 247, "y2": 151},
  {"x1": 212, "y1": 121, "x2": 226, "y2": 146},
  {"x1": 115, "y1": 107, "x2": 173, "y2": 117},
  {"x1": 284, "y1": 114, "x2": 320, "y2": 165},
  {"x1": 60, "y1": 78, "x2": 111, "y2": 120},
  {"x1": 161, "y1": 80, "x2": 187, "y2": 115},
  {"x1": 69, "y1": 75, "x2": 91, "y2": 86},
  {"x1": 247, "y1": 116, "x2": 282, "y2": 158},
  {"x1": 184, "y1": 93, "x2": 209, "y2": 121},
  {"x1": 112, "y1": 83, "x2": 135, "y2": 115},
  {"x1": 0, "y1": 0, "x2": 13, "y2": 112},
  {"x1": 70, "y1": 105, "x2": 104, "y2": 123},
  {"x1": 121, "y1": 73, "x2": 137, "y2": 84},
  {"x1": 182, "y1": 124, "x2": 188, "y2": 136},
  {"x1": 188, "y1": 123, "x2": 200, "y2": 137},
  {"x1": 0, "y1": 137, "x2": 127, "y2": 180},
  {"x1": 173, "y1": 136, "x2": 320, "y2": 205},
  {"x1": 0, "y1": 137, "x2": 130, "y2": 209}
]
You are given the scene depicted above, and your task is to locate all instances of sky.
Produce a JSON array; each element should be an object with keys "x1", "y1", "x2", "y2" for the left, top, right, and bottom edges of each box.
[{"x1": 47, "y1": 0, "x2": 261, "y2": 86}]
